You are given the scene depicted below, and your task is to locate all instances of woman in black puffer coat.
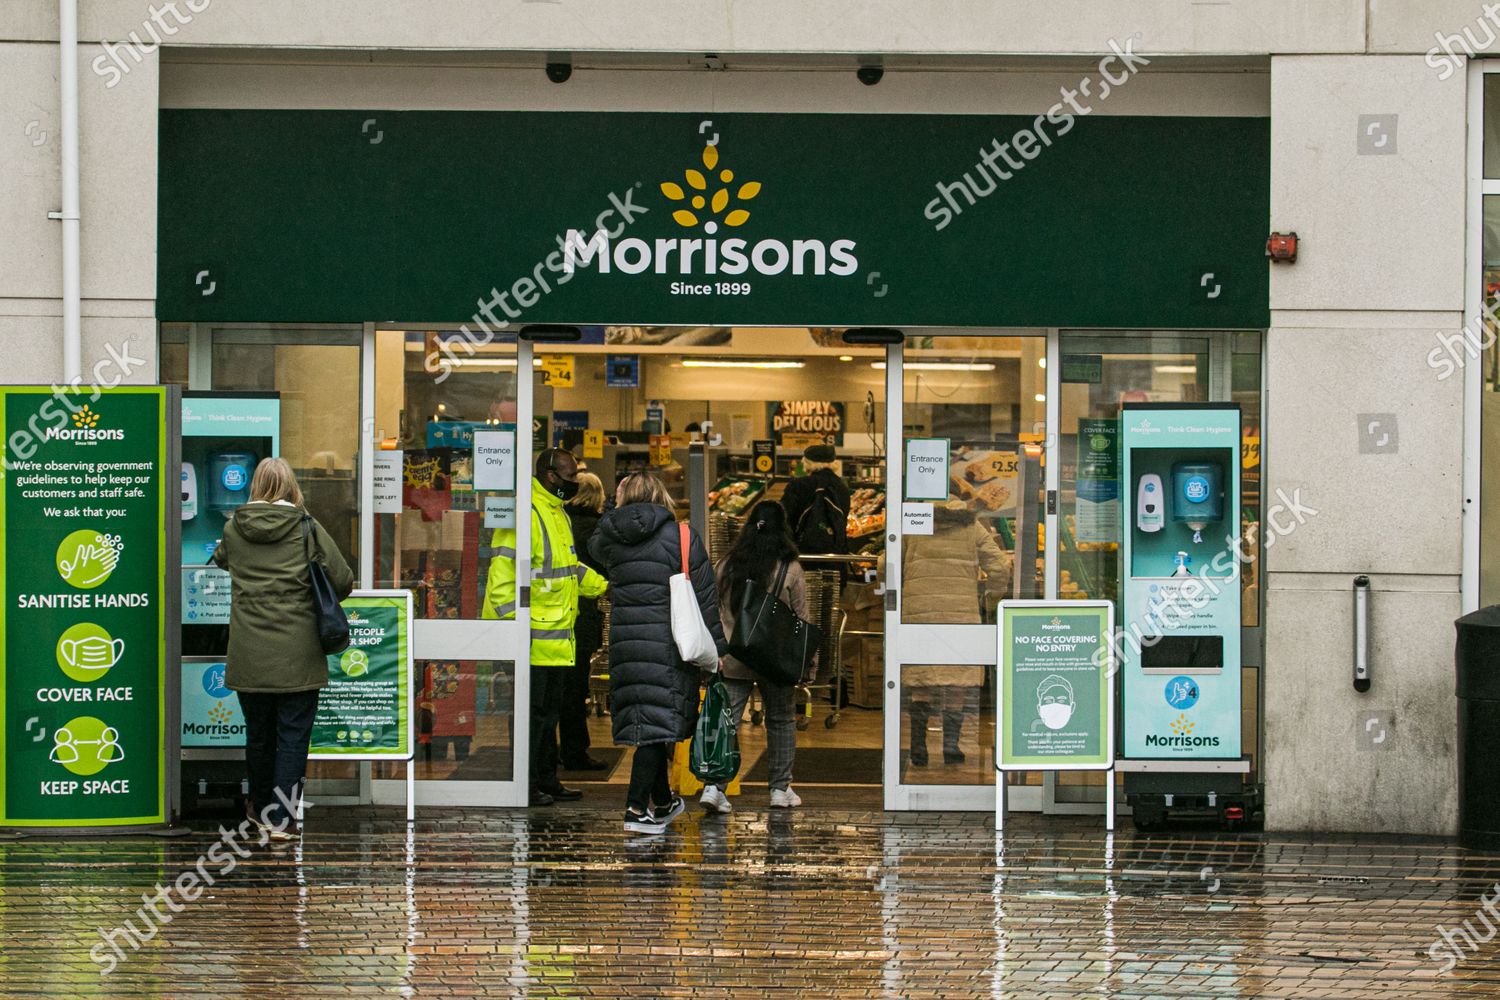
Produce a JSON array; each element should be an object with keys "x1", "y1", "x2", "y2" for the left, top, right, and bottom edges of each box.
[{"x1": 590, "y1": 472, "x2": 726, "y2": 834}]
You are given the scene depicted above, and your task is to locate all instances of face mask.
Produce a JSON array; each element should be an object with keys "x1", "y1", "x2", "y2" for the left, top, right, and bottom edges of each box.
[
  {"x1": 551, "y1": 476, "x2": 580, "y2": 502},
  {"x1": 61, "y1": 637, "x2": 125, "y2": 671},
  {"x1": 1038, "y1": 702, "x2": 1074, "y2": 731}
]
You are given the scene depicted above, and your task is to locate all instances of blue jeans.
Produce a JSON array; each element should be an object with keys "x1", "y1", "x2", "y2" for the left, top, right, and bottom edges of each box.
[{"x1": 238, "y1": 689, "x2": 319, "y2": 828}]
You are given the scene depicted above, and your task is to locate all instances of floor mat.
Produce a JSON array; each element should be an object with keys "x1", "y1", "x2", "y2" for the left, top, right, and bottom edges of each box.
[
  {"x1": 742, "y1": 747, "x2": 882, "y2": 785},
  {"x1": 558, "y1": 746, "x2": 626, "y2": 782}
]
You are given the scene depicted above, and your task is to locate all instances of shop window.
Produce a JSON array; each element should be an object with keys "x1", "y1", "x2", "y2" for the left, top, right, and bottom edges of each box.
[
  {"x1": 209, "y1": 328, "x2": 362, "y2": 570},
  {"x1": 1479, "y1": 197, "x2": 1500, "y2": 604},
  {"x1": 159, "y1": 324, "x2": 189, "y2": 386}
]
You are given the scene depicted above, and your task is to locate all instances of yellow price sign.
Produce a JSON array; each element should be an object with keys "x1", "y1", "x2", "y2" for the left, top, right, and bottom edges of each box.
[
  {"x1": 583, "y1": 429, "x2": 604, "y2": 459},
  {"x1": 539, "y1": 354, "x2": 575, "y2": 388}
]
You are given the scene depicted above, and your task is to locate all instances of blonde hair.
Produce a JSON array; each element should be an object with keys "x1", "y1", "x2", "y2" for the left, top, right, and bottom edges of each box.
[
  {"x1": 569, "y1": 471, "x2": 606, "y2": 513},
  {"x1": 616, "y1": 471, "x2": 674, "y2": 509},
  {"x1": 249, "y1": 457, "x2": 304, "y2": 506}
]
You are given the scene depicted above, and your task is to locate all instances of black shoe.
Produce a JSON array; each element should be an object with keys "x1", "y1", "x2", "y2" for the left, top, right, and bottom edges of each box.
[
  {"x1": 909, "y1": 746, "x2": 929, "y2": 767},
  {"x1": 563, "y1": 755, "x2": 609, "y2": 771},
  {"x1": 944, "y1": 749, "x2": 966, "y2": 765},
  {"x1": 529, "y1": 790, "x2": 555, "y2": 807},
  {"x1": 654, "y1": 795, "x2": 686, "y2": 826},
  {"x1": 539, "y1": 784, "x2": 582, "y2": 801},
  {"x1": 623, "y1": 810, "x2": 667, "y2": 835}
]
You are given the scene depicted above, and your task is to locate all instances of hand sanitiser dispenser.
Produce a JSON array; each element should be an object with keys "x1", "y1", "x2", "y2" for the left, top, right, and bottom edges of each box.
[
  {"x1": 1136, "y1": 474, "x2": 1165, "y2": 533},
  {"x1": 1171, "y1": 460, "x2": 1223, "y2": 543},
  {"x1": 208, "y1": 450, "x2": 254, "y2": 516}
]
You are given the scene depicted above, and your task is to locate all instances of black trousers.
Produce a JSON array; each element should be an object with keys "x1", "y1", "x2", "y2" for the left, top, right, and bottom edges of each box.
[
  {"x1": 238, "y1": 689, "x2": 320, "y2": 828},
  {"x1": 558, "y1": 629, "x2": 600, "y2": 766},
  {"x1": 626, "y1": 743, "x2": 673, "y2": 814},
  {"x1": 531, "y1": 667, "x2": 565, "y2": 790}
]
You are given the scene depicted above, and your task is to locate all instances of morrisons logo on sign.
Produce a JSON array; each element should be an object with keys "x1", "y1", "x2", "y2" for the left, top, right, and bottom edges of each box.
[
  {"x1": 45, "y1": 405, "x2": 125, "y2": 443},
  {"x1": 563, "y1": 139, "x2": 859, "y2": 280}
]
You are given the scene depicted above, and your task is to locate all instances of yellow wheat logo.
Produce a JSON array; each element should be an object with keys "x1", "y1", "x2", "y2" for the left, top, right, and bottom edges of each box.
[
  {"x1": 1170, "y1": 713, "x2": 1195, "y2": 735},
  {"x1": 660, "y1": 144, "x2": 761, "y2": 234},
  {"x1": 208, "y1": 702, "x2": 232, "y2": 724},
  {"x1": 72, "y1": 405, "x2": 100, "y2": 429}
]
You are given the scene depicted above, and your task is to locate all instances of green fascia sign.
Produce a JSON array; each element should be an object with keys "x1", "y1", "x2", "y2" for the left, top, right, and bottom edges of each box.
[
  {"x1": 159, "y1": 110, "x2": 1269, "y2": 329},
  {"x1": 310, "y1": 591, "x2": 413, "y2": 760},
  {"x1": 2, "y1": 387, "x2": 168, "y2": 827},
  {"x1": 997, "y1": 600, "x2": 1114, "y2": 771}
]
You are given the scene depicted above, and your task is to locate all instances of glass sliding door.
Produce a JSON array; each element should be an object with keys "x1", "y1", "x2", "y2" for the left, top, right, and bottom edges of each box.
[
  {"x1": 884, "y1": 332, "x2": 1048, "y2": 810},
  {"x1": 368, "y1": 329, "x2": 532, "y2": 807}
]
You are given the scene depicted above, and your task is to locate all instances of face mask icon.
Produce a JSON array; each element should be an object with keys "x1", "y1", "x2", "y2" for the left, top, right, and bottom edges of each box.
[
  {"x1": 60, "y1": 636, "x2": 125, "y2": 672},
  {"x1": 1037, "y1": 674, "x2": 1076, "y2": 731},
  {"x1": 56, "y1": 625, "x2": 125, "y2": 681}
]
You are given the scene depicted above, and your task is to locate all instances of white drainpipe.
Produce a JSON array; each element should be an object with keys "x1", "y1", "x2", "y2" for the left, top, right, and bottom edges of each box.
[{"x1": 58, "y1": 0, "x2": 82, "y2": 382}]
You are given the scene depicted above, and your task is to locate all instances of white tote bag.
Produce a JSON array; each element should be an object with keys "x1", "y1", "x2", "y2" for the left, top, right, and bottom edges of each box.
[{"x1": 670, "y1": 522, "x2": 719, "y2": 669}]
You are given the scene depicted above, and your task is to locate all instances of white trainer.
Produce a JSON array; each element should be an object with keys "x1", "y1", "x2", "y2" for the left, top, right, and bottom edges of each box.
[
  {"x1": 769, "y1": 787, "x2": 802, "y2": 809},
  {"x1": 700, "y1": 785, "x2": 732, "y2": 814}
]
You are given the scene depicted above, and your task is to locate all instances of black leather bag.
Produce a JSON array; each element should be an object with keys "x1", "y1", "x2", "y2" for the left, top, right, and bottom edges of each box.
[
  {"x1": 303, "y1": 517, "x2": 350, "y2": 655},
  {"x1": 727, "y1": 561, "x2": 822, "y2": 687}
]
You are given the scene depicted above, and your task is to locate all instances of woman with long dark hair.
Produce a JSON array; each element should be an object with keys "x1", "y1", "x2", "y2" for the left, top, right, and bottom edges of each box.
[{"x1": 705, "y1": 500, "x2": 809, "y2": 812}]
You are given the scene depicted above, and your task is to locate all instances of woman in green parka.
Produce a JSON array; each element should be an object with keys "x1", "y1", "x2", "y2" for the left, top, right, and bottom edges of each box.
[{"x1": 212, "y1": 458, "x2": 354, "y2": 839}]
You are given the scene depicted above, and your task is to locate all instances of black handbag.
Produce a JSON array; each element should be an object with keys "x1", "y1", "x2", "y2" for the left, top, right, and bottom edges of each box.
[
  {"x1": 727, "y1": 561, "x2": 822, "y2": 687},
  {"x1": 302, "y1": 517, "x2": 350, "y2": 655}
]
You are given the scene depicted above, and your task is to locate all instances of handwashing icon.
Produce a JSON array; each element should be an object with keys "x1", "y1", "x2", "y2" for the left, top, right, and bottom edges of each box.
[{"x1": 56, "y1": 530, "x2": 123, "y2": 589}]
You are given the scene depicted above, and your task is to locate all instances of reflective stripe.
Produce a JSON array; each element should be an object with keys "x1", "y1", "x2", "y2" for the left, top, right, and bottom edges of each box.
[
  {"x1": 536, "y1": 515, "x2": 554, "y2": 574},
  {"x1": 532, "y1": 628, "x2": 572, "y2": 640},
  {"x1": 491, "y1": 601, "x2": 517, "y2": 618},
  {"x1": 574, "y1": 564, "x2": 590, "y2": 581},
  {"x1": 533, "y1": 566, "x2": 576, "y2": 580},
  {"x1": 488, "y1": 545, "x2": 517, "y2": 559}
]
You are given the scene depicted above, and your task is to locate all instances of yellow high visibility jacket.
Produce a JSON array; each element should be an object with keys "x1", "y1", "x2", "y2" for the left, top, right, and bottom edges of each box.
[{"x1": 482, "y1": 479, "x2": 608, "y2": 666}]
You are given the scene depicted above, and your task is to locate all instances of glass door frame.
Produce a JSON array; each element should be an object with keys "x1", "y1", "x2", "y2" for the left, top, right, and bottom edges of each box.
[{"x1": 368, "y1": 326, "x2": 533, "y2": 809}]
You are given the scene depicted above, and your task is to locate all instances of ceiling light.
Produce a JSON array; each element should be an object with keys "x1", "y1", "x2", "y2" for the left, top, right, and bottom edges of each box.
[
  {"x1": 838, "y1": 355, "x2": 854, "y2": 362},
  {"x1": 681, "y1": 359, "x2": 806, "y2": 369},
  {"x1": 1154, "y1": 365, "x2": 1197, "y2": 374},
  {"x1": 871, "y1": 362, "x2": 997, "y2": 372},
  {"x1": 1037, "y1": 357, "x2": 1047, "y2": 369},
  {"x1": 1034, "y1": 393, "x2": 1046, "y2": 403}
]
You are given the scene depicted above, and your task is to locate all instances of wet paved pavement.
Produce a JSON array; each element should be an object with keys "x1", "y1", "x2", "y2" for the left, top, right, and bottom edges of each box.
[{"x1": 3, "y1": 807, "x2": 1500, "y2": 997}]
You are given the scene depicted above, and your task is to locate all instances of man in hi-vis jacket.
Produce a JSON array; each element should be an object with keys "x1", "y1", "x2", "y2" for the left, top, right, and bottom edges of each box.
[{"x1": 484, "y1": 448, "x2": 607, "y2": 806}]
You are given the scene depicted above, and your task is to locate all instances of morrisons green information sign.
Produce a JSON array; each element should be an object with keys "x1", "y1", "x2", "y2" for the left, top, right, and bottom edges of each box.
[
  {"x1": 310, "y1": 591, "x2": 412, "y2": 760},
  {"x1": 1, "y1": 387, "x2": 169, "y2": 827},
  {"x1": 997, "y1": 600, "x2": 1114, "y2": 771}
]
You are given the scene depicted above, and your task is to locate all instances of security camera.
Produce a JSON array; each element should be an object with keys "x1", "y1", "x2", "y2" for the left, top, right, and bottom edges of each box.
[
  {"x1": 546, "y1": 62, "x2": 572, "y2": 84},
  {"x1": 857, "y1": 65, "x2": 883, "y2": 86}
]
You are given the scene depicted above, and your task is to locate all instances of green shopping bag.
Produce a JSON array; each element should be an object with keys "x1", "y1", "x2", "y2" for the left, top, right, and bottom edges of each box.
[{"x1": 690, "y1": 675, "x2": 741, "y2": 785}]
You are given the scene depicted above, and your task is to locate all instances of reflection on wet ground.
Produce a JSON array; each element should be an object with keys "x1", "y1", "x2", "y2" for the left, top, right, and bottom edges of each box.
[{"x1": 3, "y1": 807, "x2": 1499, "y2": 997}]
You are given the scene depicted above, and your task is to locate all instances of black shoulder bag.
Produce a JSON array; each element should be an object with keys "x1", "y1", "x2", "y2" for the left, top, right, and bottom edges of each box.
[
  {"x1": 727, "y1": 561, "x2": 822, "y2": 688},
  {"x1": 302, "y1": 517, "x2": 350, "y2": 654}
]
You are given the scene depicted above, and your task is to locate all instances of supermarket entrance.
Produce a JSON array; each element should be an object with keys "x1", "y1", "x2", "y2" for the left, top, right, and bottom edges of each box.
[{"x1": 530, "y1": 326, "x2": 893, "y2": 796}]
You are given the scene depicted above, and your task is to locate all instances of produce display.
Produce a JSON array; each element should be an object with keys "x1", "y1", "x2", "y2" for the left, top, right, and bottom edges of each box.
[
  {"x1": 847, "y1": 486, "x2": 886, "y2": 538},
  {"x1": 708, "y1": 476, "x2": 766, "y2": 515}
]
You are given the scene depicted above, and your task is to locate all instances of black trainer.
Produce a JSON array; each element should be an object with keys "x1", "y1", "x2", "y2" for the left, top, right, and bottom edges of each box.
[
  {"x1": 623, "y1": 810, "x2": 667, "y2": 835},
  {"x1": 539, "y1": 784, "x2": 582, "y2": 801},
  {"x1": 654, "y1": 795, "x2": 686, "y2": 826}
]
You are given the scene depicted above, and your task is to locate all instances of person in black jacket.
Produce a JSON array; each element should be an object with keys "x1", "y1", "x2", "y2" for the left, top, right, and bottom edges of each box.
[
  {"x1": 590, "y1": 471, "x2": 727, "y2": 835},
  {"x1": 560, "y1": 471, "x2": 608, "y2": 771},
  {"x1": 779, "y1": 443, "x2": 850, "y2": 555}
]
